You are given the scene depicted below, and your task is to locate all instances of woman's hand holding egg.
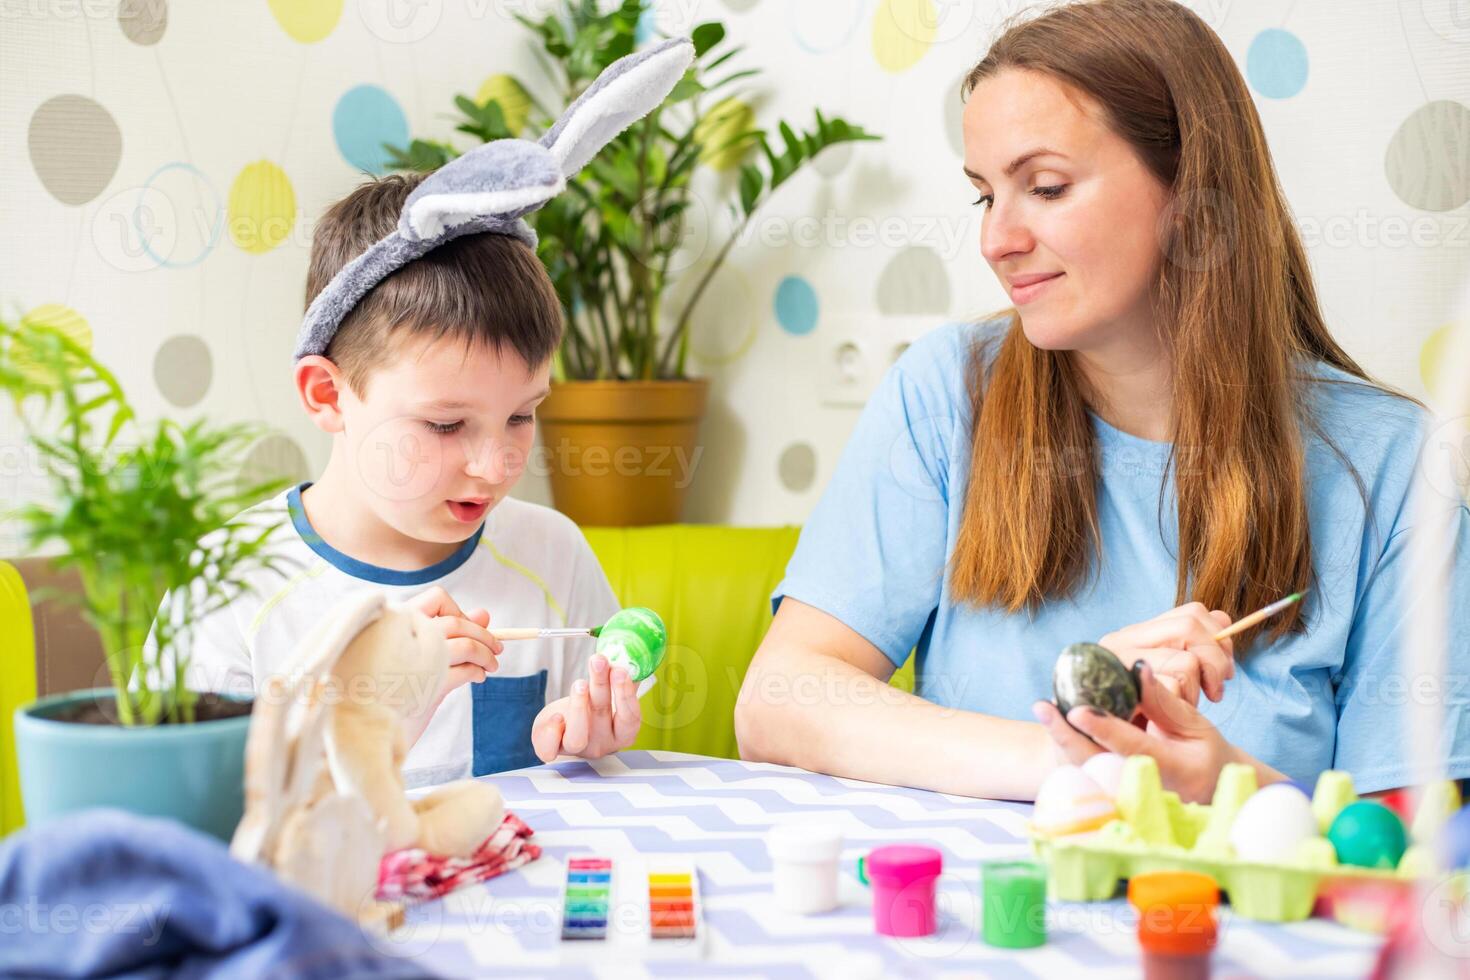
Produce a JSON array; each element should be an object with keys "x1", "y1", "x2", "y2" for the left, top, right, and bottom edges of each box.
[{"x1": 1036, "y1": 661, "x2": 1276, "y2": 804}]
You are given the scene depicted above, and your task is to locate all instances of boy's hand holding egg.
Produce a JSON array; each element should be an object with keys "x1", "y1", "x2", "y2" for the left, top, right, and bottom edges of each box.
[
  {"x1": 531, "y1": 653, "x2": 643, "y2": 763},
  {"x1": 531, "y1": 607, "x2": 667, "y2": 763}
]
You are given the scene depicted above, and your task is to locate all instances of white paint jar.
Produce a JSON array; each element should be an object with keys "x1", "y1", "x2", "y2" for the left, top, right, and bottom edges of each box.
[{"x1": 766, "y1": 824, "x2": 844, "y2": 914}]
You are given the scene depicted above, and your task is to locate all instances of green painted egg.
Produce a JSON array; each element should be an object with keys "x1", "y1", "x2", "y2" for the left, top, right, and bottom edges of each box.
[{"x1": 594, "y1": 606, "x2": 667, "y2": 682}]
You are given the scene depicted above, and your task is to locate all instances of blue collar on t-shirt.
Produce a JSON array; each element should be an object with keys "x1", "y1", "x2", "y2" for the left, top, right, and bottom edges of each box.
[{"x1": 286, "y1": 482, "x2": 484, "y2": 586}]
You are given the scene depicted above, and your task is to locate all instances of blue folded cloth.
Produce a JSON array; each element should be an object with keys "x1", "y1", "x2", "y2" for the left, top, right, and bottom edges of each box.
[{"x1": 0, "y1": 809, "x2": 435, "y2": 979}]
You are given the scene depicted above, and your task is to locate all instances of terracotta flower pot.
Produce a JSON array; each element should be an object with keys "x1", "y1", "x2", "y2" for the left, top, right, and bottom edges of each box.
[{"x1": 537, "y1": 379, "x2": 709, "y2": 526}]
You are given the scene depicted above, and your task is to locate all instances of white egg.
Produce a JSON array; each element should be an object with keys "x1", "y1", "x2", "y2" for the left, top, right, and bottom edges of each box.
[
  {"x1": 1034, "y1": 765, "x2": 1118, "y2": 836},
  {"x1": 1081, "y1": 753, "x2": 1127, "y2": 799},
  {"x1": 1229, "y1": 783, "x2": 1319, "y2": 863}
]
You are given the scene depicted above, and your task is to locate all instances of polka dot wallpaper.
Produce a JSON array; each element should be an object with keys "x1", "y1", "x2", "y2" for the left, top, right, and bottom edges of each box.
[
  {"x1": 1, "y1": 1, "x2": 1467, "y2": 537},
  {"x1": 332, "y1": 84, "x2": 409, "y2": 176}
]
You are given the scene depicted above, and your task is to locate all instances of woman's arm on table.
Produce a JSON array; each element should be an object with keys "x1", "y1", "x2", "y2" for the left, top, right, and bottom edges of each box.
[{"x1": 734, "y1": 597, "x2": 1056, "y2": 801}]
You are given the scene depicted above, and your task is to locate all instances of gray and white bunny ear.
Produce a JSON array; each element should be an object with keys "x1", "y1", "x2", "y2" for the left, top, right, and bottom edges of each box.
[
  {"x1": 540, "y1": 35, "x2": 695, "y2": 177},
  {"x1": 293, "y1": 35, "x2": 694, "y2": 362},
  {"x1": 399, "y1": 138, "x2": 564, "y2": 243},
  {"x1": 398, "y1": 36, "x2": 693, "y2": 242}
]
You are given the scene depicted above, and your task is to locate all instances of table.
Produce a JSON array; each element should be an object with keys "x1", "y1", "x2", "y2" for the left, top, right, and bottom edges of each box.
[{"x1": 389, "y1": 751, "x2": 1383, "y2": 978}]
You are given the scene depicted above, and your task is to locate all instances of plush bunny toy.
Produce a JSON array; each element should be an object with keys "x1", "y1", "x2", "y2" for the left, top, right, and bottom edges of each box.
[
  {"x1": 294, "y1": 34, "x2": 695, "y2": 360},
  {"x1": 231, "y1": 592, "x2": 505, "y2": 919}
]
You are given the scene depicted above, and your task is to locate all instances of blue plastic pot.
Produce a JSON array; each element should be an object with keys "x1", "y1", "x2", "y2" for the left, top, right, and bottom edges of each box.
[{"x1": 14, "y1": 688, "x2": 252, "y2": 840}]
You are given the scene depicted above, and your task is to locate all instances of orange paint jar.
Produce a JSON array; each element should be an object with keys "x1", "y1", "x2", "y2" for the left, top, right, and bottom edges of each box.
[{"x1": 1127, "y1": 871, "x2": 1220, "y2": 980}]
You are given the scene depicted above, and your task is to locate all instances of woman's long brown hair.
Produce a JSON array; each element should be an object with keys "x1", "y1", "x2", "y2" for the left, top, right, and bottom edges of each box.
[{"x1": 950, "y1": 0, "x2": 1380, "y2": 647}]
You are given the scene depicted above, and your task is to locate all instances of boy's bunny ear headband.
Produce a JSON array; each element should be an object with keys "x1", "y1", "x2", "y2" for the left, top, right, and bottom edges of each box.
[{"x1": 293, "y1": 36, "x2": 695, "y2": 361}]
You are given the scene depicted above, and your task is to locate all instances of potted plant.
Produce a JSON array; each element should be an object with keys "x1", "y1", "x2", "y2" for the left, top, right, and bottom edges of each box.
[
  {"x1": 1, "y1": 314, "x2": 290, "y2": 839},
  {"x1": 389, "y1": 1, "x2": 878, "y2": 524}
]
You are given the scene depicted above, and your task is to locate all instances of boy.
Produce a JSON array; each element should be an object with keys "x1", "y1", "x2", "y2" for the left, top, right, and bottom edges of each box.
[{"x1": 176, "y1": 172, "x2": 643, "y2": 786}]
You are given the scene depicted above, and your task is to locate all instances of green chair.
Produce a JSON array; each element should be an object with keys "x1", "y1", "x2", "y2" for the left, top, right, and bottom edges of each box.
[
  {"x1": 584, "y1": 525, "x2": 914, "y2": 760},
  {"x1": 1, "y1": 561, "x2": 37, "y2": 835}
]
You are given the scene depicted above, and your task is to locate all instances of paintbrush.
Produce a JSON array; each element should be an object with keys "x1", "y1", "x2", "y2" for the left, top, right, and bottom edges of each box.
[
  {"x1": 490, "y1": 626, "x2": 604, "y2": 641},
  {"x1": 1212, "y1": 591, "x2": 1307, "y2": 642}
]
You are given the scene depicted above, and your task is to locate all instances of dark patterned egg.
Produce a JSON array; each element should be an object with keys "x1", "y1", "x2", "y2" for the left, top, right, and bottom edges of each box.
[{"x1": 1052, "y1": 642, "x2": 1141, "y2": 721}]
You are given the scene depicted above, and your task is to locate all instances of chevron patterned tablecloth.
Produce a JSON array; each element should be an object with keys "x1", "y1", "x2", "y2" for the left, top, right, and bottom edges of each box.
[{"x1": 389, "y1": 751, "x2": 1383, "y2": 978}]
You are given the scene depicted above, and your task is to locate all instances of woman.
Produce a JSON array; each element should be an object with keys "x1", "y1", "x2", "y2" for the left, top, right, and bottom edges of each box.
[{"x1": 735, "y1": 0, "x2": 1470, "y2": 803}]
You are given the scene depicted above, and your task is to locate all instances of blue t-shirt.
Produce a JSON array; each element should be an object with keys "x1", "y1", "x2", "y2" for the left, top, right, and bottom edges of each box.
[{"x1": 774, "y1": 320, "x2": 1470, "y2": 794}]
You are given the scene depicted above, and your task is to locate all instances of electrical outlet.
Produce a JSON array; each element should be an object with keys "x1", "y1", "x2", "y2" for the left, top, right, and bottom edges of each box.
[
  {"x1": 817, "y1": 317, "x2": 948, "y2": 408},
  {"x1": 818, "y1": 338, "x2": 874, "y2": 408}
]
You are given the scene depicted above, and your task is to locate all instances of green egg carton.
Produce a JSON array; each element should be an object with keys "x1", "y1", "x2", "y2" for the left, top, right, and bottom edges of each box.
[{"x1": 1029, "y1": 756, "x2": 1459, "y2": 922}]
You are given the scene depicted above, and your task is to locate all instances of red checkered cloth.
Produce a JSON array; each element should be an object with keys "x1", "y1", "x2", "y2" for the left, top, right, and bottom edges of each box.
[{"x1": 376, "y1": 812, "x2": 541, "y2": 903}]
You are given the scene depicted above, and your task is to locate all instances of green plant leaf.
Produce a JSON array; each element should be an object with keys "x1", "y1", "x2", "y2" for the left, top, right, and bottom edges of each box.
[
  {"x1": 453, "y1": 93, "x2": 480, "y2": 119},
  {"x1": 480, "y1": 99, "x2": 509, "y2": 137},
  {"x1": 384, "y1": 138, "x2": 456, "y2": 172},
  {"x1": 703, "y1": 44, "x2": 746, "y2": 72},
  {"x1": 779, "y1": 121, "x2": 804, "y2": 161},
  {"x1": 667, "y1": 76, "x2": 704, "y2": 103},
  {"x1": 704, "y1": 67, "x2": 759, "y2": 95},
  {"x1": 702, "y1": 125, "x2": 764, "y2": 165},
  {"x1": 691, "y1": 21, "x2": 725, "y2": 57},
  {"x1": 645, "y1": 144, "x2": 668, "y2": 186},
  {"x1": 738, "y1": 164, "x2": 763, "y2": 215}
]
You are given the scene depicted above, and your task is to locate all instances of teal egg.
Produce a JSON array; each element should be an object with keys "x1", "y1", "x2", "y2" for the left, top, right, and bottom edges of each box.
[
  {"x1": 1327, "y1": 801, "x2": 1407, "y2": 869},
  {"x1": 594, "y1": 606, "x2": 667, "y2": 682}
]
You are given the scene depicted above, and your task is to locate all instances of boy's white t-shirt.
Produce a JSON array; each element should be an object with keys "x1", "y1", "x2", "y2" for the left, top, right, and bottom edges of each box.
[{"x1": 177, "y1": 483, "x2": 622, "y2": 787}]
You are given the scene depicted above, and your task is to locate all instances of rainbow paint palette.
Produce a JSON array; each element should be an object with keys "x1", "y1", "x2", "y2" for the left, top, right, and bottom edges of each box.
[
  {"x1": 648, "y1": 866, "x2": 698, "y2": 939},
  {"x1": 558, "y1": 856, "x2": 705, "y2": 962},
  {"x1": 559, "y1": 857, "x2": 613, "y2": 940}
]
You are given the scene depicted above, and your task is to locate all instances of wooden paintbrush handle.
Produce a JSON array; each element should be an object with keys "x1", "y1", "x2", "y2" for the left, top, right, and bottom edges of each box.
[
  {"x1": 489, "y1": 628, "x2": 545, "y2": 641},
  {"x1": 490, "y1": 627, "x2": 597, "y2": 641}
]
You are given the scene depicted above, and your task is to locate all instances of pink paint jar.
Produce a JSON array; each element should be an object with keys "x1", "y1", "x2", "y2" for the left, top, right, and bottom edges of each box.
[{"x1": 867, "y1": 845, "x2": 943, "y2": 937}]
